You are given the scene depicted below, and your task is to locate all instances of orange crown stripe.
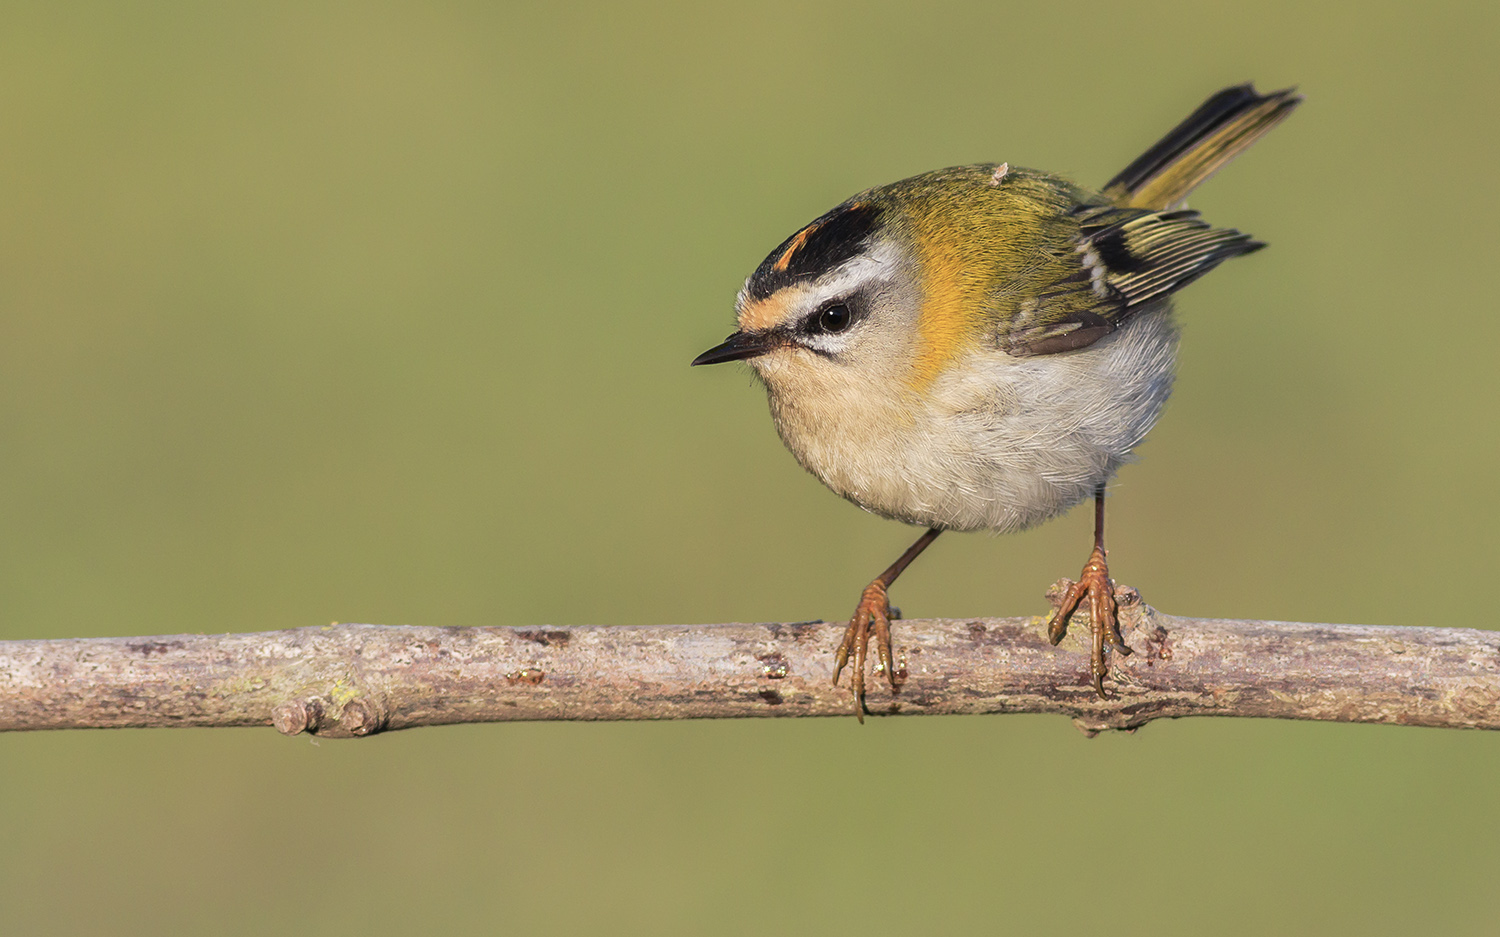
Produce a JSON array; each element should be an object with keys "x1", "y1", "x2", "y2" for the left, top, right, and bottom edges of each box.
[{"x1": 772, "y1": 222, "x2": 821, "y2": 273}]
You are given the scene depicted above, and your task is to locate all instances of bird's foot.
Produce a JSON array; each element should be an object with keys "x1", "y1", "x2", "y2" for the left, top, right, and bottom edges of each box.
[
  {"x1": 832, "y1": 580, "x2": 898, "y2": 722},
  {"x1": 1047, "y1": 545, "x2": 1133, "y2": 697}
]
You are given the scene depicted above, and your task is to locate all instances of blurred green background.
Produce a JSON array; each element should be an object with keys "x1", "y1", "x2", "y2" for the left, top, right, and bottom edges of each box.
[{"x1": 1, "y1": 2, "x2": 1497, "y2": 934}]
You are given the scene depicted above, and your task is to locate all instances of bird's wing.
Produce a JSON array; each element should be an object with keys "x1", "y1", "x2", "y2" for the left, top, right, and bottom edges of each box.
[{"x1": 998, "y1": 205, "x2": 1263, "y2": 356}]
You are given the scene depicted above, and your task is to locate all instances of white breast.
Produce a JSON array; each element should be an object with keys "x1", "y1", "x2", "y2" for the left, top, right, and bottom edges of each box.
[{"x1": 762, "y1": 303, "x2": 1180, "y2": 533}]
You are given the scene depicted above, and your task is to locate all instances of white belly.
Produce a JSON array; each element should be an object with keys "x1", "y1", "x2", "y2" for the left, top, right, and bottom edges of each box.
[{"x1": 765, "y1": 304, "x2": 1180, "y2": 533}]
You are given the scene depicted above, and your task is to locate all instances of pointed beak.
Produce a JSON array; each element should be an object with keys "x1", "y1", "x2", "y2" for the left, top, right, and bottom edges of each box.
[{"x1": 690, "y1": 330, "x2": 782, "y2": 366}]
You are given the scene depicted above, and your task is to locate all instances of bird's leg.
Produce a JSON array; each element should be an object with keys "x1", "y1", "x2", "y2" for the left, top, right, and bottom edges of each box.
[
  {"x1": 1047, "y1": 486, "x2": 1132, "y2": 697},
  {"x1": 833, "y1": 527, "x2": 941, "y2": 721}
]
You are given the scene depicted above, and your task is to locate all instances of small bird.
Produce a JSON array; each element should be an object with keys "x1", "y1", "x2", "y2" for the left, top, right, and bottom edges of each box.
[{"x1": 693, "y1": 84, "x2": 1301, "y2": 716}]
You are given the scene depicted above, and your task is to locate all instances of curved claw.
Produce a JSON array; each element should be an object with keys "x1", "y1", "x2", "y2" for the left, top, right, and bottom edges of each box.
[
  {"x1": 833, "y1": 580, "x2": 897, "y2": 722},
  {"x1": 1047, "y1": 545, "x2": 1132, "y2": 698}
]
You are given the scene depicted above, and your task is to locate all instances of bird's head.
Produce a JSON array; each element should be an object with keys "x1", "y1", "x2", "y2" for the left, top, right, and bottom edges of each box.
[{"x1": 693, "y1": 165, "x2": 1046, "y2": 398}]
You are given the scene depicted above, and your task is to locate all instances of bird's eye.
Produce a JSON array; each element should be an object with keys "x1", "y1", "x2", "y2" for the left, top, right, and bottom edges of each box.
[{"x1": 816, "y1": 303, "x2": 852, "y2": 333}]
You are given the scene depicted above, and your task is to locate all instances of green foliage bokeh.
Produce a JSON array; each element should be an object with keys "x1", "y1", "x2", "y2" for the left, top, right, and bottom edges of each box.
[{"x1": 2, "y1": 2, "x2": 1497, "y2": 934}]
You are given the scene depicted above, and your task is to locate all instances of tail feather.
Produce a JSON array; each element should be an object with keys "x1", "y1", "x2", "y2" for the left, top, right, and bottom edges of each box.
[{"x1": 1103, "y1": 83, "x2": 1302, "y2": 210}]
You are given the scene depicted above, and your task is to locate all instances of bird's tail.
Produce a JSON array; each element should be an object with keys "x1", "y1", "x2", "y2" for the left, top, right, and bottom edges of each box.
[{"x1": 1103, "y1": 83, "x2": 1302, "y2": 210}]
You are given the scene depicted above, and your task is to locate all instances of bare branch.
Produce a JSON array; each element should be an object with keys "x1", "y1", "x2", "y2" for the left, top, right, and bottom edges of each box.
[{"x1": 2, "y1": 584, "x2": 1497, "y2": 737}]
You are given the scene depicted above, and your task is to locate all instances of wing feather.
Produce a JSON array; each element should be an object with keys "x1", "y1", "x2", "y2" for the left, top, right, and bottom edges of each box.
[{"x1": 1000, "y1": 205, "x2": 1262, "y2": 356}]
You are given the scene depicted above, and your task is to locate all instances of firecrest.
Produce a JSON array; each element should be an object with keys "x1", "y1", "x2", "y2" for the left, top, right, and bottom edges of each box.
[{"x1": 694, "y1": 84, "x2": 1301, "y2": 717}]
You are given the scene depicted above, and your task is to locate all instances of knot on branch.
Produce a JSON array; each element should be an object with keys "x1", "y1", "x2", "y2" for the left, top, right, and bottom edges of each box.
[
  {"x1": 273, "y1": 694, "x2": 390, "y2": 737},
  {"x1": 272, "y1": 699, "x2": 323, "y2": 736},
  {"x1": 268, "y1": 629, "x2": 393, "y2": 739},
  {"x1": 338, "y1": 697, "x2": 385, "y2": 736}
]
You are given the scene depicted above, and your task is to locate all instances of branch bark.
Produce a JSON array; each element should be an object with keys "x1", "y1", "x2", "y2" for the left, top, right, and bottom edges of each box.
[{"x1": 2, "y1": 584, "x2": 1497, "y2": 737}]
